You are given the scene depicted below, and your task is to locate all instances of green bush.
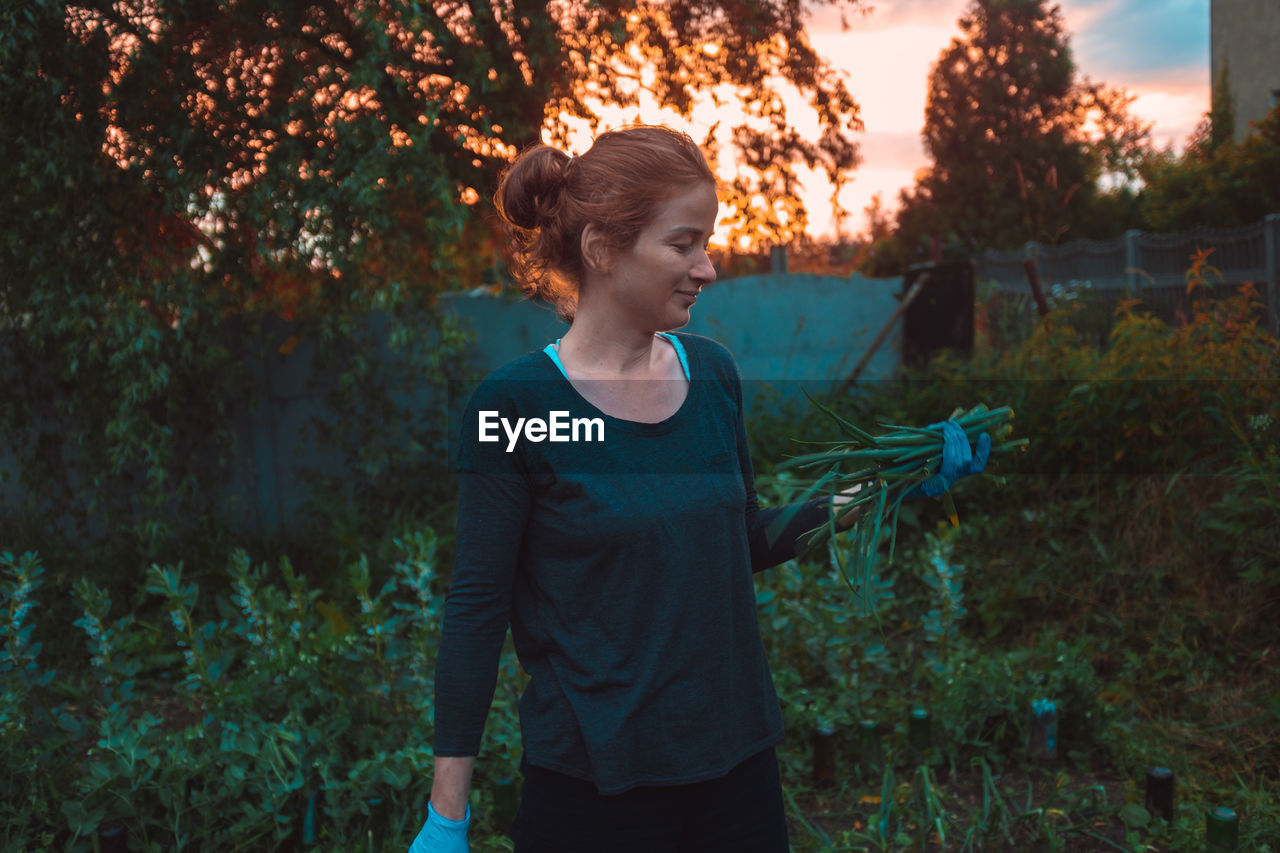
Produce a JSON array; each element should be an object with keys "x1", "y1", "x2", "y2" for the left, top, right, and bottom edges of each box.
[
  {"x1": 1, "y1": 536, "x2": 523, "y2": 852},
  {"x1": 751, "y1": 280, "x2": 1278, "y2": 849}
]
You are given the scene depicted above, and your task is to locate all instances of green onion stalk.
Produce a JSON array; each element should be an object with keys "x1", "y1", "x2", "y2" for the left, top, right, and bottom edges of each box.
[{"x1": 768, "y1": 396, "x2": 1028, "y2": 609}]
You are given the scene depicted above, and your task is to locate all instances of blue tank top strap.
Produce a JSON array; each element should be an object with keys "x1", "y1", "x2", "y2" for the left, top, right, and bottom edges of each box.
[
  {"x1": 542, "y1": 340, "x2": 570, "y2": 380},
  {"x1": 542, "y1": 334, "x2": 689, "y2": 381},
  {"x1": 656, "y1": 332, "x2": 690, "y2": 380}
]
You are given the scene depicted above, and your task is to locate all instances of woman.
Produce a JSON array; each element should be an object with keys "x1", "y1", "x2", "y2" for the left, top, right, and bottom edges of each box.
[{"x1": 410, "y1": 126, "x2": 984, "y2": 852}]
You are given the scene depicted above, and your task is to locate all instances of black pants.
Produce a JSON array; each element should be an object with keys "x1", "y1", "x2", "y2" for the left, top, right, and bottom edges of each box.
[{"x1": 508, "y1": 747, "x2": 790, "y2": 853}]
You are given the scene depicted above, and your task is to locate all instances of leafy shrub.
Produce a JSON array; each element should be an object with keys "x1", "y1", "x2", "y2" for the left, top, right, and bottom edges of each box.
[
  {"x1": 1, "y1": 535, "x2": 524, "y2": 852},
  {"x1": 755, "y1": 277, "x2": 1278, "y2": 849}
]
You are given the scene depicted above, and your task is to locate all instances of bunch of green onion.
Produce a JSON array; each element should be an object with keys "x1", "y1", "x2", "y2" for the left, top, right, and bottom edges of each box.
[{"x1": 769, "y1": 397, "x2": 1028, "y2": 592}]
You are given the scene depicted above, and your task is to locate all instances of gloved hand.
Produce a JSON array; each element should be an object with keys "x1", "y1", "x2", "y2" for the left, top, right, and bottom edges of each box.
[
  {"x1": 408, "y1": 802, "x2": 471, "y2": 853},
  {"x1": 906, "y1": 421, "x2": 991, "y2": 499}
]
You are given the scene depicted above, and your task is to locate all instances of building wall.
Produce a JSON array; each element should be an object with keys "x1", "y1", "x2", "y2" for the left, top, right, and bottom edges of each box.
[{"x1": 1211, "y1": 0, "x2": 1280, "y2": 141}]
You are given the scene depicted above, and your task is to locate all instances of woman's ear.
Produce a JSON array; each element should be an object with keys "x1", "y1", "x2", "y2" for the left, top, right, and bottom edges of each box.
[{"x1": 580, "y1": 223, "x2": 614, "y2": 275}]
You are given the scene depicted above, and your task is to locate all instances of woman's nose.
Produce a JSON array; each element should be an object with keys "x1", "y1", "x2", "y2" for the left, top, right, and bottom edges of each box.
[{"x1": 693, "y1": 249, "x2": 717, "y2": 284}]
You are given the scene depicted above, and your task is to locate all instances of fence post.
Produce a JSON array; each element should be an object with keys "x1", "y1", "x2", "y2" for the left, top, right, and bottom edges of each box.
[
  {"x1": 1125, "y1": 229, "x2": 1142, "y2": 294},
  {"x1": 1023, "y1": 258, "x2": 1052, "y2": 319},
  {"x1": 1265, "y1": 214, "x2": 1279, "y2": 336},
  {"x1": 248, "y1": 325, "x2": 282, "y2": 540},
  {"x1": 770, "y1": 245, "x2": 789, "y2": 274}
]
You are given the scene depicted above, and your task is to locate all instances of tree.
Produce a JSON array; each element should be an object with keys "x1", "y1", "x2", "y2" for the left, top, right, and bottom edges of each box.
[
  {"x1": 3, "y1": 0, "x2": 497, "y2": 568},
  {"x1": 919, "y1": 0, "x2": 1081, "y2": 250},
  {"x1": 1, "y1": 1, "x2": 869, "y2": 567},
  {"x1": 5, "y1": 1, "x2": 870, "y2": 327},
  {"x1": 537, "y1": 1, "x2": 867, "y2": 247},
  {"x1": 1206, "y1": 57, "x2": 1236, "y2": 151},
  {"x1": 1139, "y1": 101, "x2": 1280, "y2": 233},
  {"x1": 892, "y1": 0, "x2": 1149, "y2": 256},
  {"x1": 3, "y1": 0, "x2": 871, "y2": 307},
  {"x1": 857, "y1": 192, "x2": 919, "y2": 277}
]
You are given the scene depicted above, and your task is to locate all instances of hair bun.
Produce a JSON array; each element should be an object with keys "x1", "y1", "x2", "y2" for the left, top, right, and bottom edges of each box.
[{"x1": 496, "y1": 146, "x2": 572, "y2": 231}]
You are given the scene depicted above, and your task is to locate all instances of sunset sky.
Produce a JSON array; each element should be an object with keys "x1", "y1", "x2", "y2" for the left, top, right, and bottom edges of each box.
[{"x1": 563, "y1": 0, "x2": 1212, "y2": 240}]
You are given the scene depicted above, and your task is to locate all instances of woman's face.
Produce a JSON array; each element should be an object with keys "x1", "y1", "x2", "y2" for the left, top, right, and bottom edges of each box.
[{"x1": 600, "y1": 182, "x2": 719, "y2": 332}]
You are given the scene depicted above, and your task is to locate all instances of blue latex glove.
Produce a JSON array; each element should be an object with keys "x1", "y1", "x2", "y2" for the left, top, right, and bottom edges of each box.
[
  {"x1": 408, "y1": 802, "x2": 470, "y2": 853},
  {"x1": 906, "y1": 421, "x2": 991, "y2": 499}
]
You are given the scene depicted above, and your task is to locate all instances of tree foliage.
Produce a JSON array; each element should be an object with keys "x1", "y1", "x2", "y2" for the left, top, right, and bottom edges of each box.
[
  {"x1": 1205, "y1": 56, "x2": 1236, "y2": 151},
  {"x1": 536, "y1": 0, "x2": 868, "y2": 247},
  {"x1": 1, "y1": 0, "x2": 870, "y2": 568},
  {"x1": 1139, "y1": 102, "x2": 1280, "y2": 233},
  {"x1": 924, "y1": 0, "x2": 1082, "y2": 249},
  {"x1": 867, "y1": 0, "x2": 1150, "y2": 272},
  {"x1": 2, "y1": 0, "x2": 491, "y2": 568},
  {"x1": 2, "y1": 0, "x2": 871, "y2": 329}
]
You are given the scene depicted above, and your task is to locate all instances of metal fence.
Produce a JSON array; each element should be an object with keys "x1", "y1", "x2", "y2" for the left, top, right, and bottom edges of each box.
[{"x1": 976, "y1": 214, "x2": 1280, "y2": 338}]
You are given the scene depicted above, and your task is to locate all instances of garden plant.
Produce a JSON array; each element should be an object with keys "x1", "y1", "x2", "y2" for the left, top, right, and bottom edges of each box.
[{"x1": 2, "y1": 277, "x2": 1278, "y2": 851}]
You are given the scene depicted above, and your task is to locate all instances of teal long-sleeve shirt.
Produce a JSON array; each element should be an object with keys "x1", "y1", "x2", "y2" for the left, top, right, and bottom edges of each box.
[{"x1": 433, "y1": 332, "x2": 828, "y2": 795}]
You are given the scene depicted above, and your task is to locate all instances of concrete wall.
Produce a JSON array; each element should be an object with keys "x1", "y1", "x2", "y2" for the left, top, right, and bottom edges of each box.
[
  {"x1": 1212, "y1": 0, "x2": 1280, "y2": 141},
  {"x1": 4, "y1": 272, "x2": 909, "y2": 542},
  {"x1": 445, "y1": 272, "x2": 905, "y2": 404}
]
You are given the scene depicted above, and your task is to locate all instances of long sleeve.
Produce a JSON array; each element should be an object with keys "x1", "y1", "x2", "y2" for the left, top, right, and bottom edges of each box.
[
  {"x1": 432, "y1": 469, "x2": 529, "y2": 756},
  {"x1": 745, "y1": 497, "x2": 831, "y2": 571},
  {"x1": 432, "y1": 378, "x2": 532, "y2": 757}
]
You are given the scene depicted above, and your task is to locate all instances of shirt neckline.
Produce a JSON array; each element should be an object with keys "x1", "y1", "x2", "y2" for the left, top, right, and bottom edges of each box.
[
  {"x1": 539, "y1": 333, "x2": 695, "y2": 431},
  {"x1": 543, "y1": 332, "x2": 690, "y2": 381}
]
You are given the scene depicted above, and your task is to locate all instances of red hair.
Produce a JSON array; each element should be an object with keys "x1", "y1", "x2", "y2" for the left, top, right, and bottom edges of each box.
[{"x1": 495, "y1": 125, "x2": 717, "y2": 320}]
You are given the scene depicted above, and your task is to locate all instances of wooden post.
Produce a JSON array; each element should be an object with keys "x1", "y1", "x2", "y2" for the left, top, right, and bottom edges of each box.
[
  {"x1": 1125, "y1": 229, "x2": 1143, "y2": 295},
  {"x1": 1145, "y1": 767, "x2": 1174, "y2": 822},
  {"x1": 770, "y1": 245, "x2": 789, "y2": 274},
  {"x1": 812, "y1": 725, "x2": 836, "y2": 786},
  {"x1": 1022, "y1": 258, "x2": 1052, "y2": 319},
  {"x1": 836, "y1": 273, "x2": 929, "y2": 394},
  {"x1": 858, "y1": 719, "x2": 883, "y2": 779},
  {"x1": 1264, "y1": 214, "x2": 1279, "y2": 336},
  {"x1": 1029, "y1": 698, "x2": 1059, "y2": 761},
  {"x1": 908, "y1": 708, "x2": 935, "y2": 769},
  {"x1": 1206, "y1": 806, "x2": 1240, "y2": 850}
]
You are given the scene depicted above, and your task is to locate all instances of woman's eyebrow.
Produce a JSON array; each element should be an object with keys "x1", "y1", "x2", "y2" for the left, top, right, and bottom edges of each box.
[{"x1": 666, "y1": 225, "x2": 708, "y2": 237}]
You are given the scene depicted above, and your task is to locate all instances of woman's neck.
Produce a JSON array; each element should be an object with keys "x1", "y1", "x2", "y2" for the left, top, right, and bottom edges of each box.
[{"x1": 557, "y1": 315, "x2": 666, "y2": 379}]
